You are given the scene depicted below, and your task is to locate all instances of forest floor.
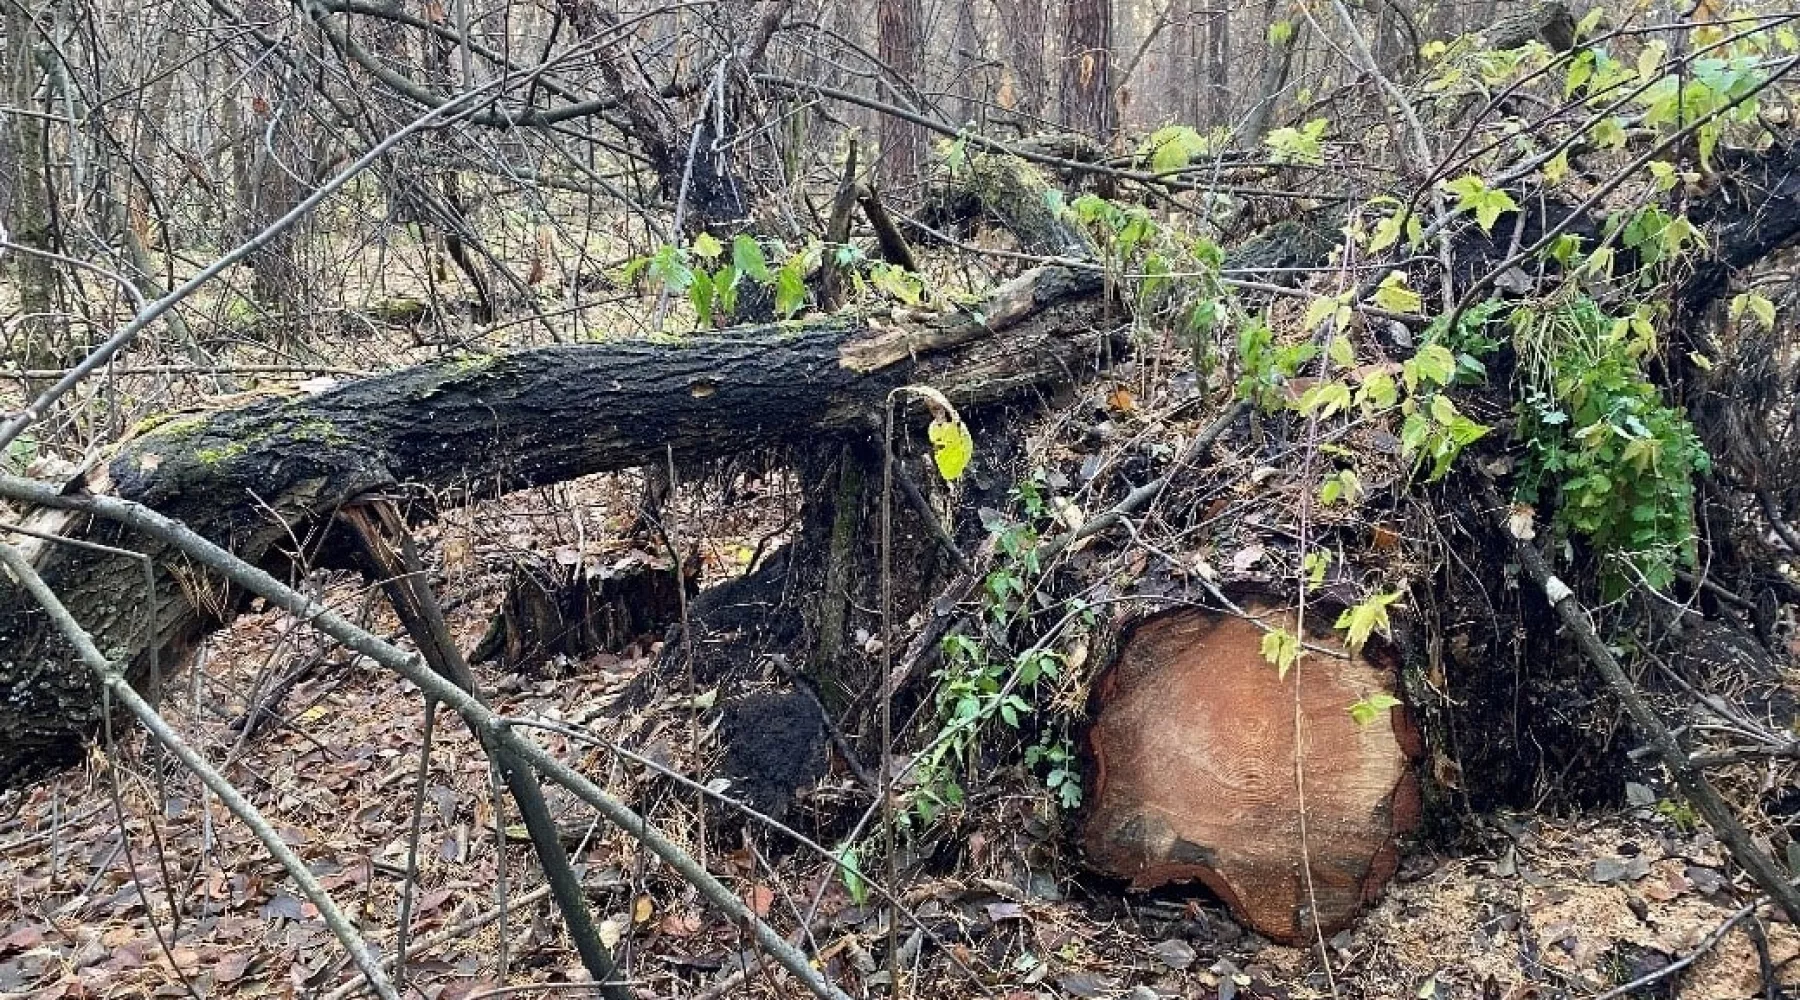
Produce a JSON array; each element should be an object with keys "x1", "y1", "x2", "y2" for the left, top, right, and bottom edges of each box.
[
  {"x1": 3, "y1": 342, "x2": 1798, "y2": 1000},
  {"x1": 3, "y1": 473, "x2": 1795, "y2": 1000}
]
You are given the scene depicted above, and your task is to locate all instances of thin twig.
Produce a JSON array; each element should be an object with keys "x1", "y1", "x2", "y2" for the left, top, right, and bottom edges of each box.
[
  {"x1": 393, "y1": 695, "x2": 438, "y2": 994},
  {"x1": 1592, "y1": 893, "x2": 1769, "y2": 1000},
  {"x1": 1758, "y1": 490, "x2": 1800, "y2": 555},
  {"x1": 880, "y1": 393, "x2": 903, "y2": 997},
  {"x1": 1483, "y1": 480, "x2": 1800, "y2": 924}
]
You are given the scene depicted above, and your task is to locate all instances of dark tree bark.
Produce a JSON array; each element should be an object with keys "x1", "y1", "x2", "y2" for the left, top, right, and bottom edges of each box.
[
  {"x1": 561, "y1": 0, "x2": 753, "y2": 236},
  {"x1": 994, "y1": 0, "x2": 1049, "y2": 122},
  {"x1": 1058, "y1": 0, "x2": 1113, "y2": 140}
]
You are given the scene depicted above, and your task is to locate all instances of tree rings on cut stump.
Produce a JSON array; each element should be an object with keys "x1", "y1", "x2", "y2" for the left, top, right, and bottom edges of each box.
[{"x1": 1082, "y1": 603, "x2": 1422, "y2": 944}]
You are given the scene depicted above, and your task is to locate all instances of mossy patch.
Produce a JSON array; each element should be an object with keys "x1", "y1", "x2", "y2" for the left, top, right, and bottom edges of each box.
[
  {"x1": 194, "y1": 441, "x2": 249, "y2": 465},
  {"x1": 415, "y1": 352, "x2": 502, "y2": 400},
  {"x1": 133, "y1": 414, "x2": 208, "y2": 440}
]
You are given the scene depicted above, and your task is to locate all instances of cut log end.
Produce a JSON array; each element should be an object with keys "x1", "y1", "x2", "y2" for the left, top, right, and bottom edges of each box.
[{"x1": 1081, "y1": 603, "x2": 1422, "y2": 944}]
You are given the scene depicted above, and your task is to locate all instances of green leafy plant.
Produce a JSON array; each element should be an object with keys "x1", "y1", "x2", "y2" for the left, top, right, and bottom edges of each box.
[
  {"x1": 1136, "y1": 124, "x2": 1212, "y2": 174},
  {"x1": 1235, "y1": 317, "x2": 1318, "y2": 408},
  {"x1": 1348, "y1": 693, "x2": 1403, "y2": 726},
  {"x1": 1336, "y1": 590, "x2": 1403, "y2": 652},
  {"x1": 1, "y1": 433, "x2": 38, "y2": 474},
  {"x1": 911, "y1": 471, "x2": 1090, "y2": 825},
  {"x1": 1265, "y1": 117, "x2": 1329, "y2": 165},
  {"x1": 1065, "y1": 192, "x2": 1229, "y2": 374},
  {"x1": 626, "y1": 232, "x2": 898, "y2": 328},
  {"x1": 1442, "y1": 174, "x2": 1520, "y2": 234},
  {"x1": 834, "y1": 842, "x2": 869, "y2": 905},
  {"x1": 1510, "y1": 297, "x2": 1710, "y2": 593}
]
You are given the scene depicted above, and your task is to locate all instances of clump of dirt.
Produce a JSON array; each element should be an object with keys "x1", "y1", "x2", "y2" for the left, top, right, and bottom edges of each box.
[{"x1": 718, "y1": 689, "x2": 827, "y2": 821}]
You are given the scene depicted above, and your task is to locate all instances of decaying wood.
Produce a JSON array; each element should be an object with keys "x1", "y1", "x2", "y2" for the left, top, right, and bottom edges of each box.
[
  {"x1": 0, "y1": 263, "x2": 1106, "y2": 790},
  {"x1": 1474, "y1": 0, "x2": 1575, "y2": 52},
  {"x1": 470, "y1": 552, "x2": 698, "y2": 671},
  {"x1": 1082, "y1": 602, "x2": 1422, "y2": 944}
]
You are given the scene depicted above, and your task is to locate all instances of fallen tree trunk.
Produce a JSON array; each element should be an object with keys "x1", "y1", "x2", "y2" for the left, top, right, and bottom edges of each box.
[{"x1": 0, "y1": 264, "x2": 1106, "y2": 789}]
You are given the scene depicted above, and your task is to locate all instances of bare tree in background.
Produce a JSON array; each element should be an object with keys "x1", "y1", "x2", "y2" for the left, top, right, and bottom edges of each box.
[
  {"x1": 877, "y1": 0, "x2": 927, "y2": 193},
  {"x1": 3, "y1": 0, "x2": 63, "y2": 389},
  {"x1": 229, "y1": 3, "x2": 319, "y2": 314},
  {"x1": 950, "y1": 0, "x2": 987, "y2": 127},
  {"x1": 1204, "y1": 4, "x2": 1229, "y2": 128},
  {"x1": 1059, "y1": 0, "x2": 1114, "y2": 139},
  {"x1": 1167, "y1": 1, "x2": 1202, "y2": 125},
  {"x1": 995, "y1": 0, "x2": 1049, "y2": 124},
  {"x1": 1240, "y1": 0, "x2": 1304, "y2": 146}
]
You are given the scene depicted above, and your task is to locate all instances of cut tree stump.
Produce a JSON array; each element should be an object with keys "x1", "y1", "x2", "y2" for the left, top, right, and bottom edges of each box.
[{"x1": 1082, "y1": 603, "x2": 1422, "y2": 944}]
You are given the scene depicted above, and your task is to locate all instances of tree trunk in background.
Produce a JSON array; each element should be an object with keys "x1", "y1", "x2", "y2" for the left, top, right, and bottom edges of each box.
[
  {"x1": 950, "y1": 0, "x2": 985, "y2": 127},
  {"x1": 994, "y1": 0, "x2": 1049, "y2": 123},
  {"x1": 1204, "y1": 7, "x2": 1230, "y2": 129},
  {"x1": 1239, "y1": 2, "x2": 1303, "y2": 147},
  {"x1": 1058, "y1": 0, "x2": 1113, "y2": 140},
  {"x1": 230, "y1": 13, "x2": 313, "y2": 313},
  {"x1": 877, "y1": 0, "x2": 926, "y2": 196},
  {"x1": 3, "y1": 0, "x2": 65, "y2": 395},
  {"x1": 1169, "y1": 1, "x2": 1202, "y2": 125}
]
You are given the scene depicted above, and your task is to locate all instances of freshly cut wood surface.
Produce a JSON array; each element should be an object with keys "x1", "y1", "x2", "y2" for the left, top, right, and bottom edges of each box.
[{"x1": 1082, "y1": 603, "x2": 1422, "y2": 943}]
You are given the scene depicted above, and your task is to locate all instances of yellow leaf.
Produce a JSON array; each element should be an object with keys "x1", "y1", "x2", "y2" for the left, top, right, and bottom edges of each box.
[
  {"x1": 1334, "y1": 591, "x2": 1401, "y2": 652},
  {"x1": 1368, "y1": 212, "x2": 1404, "y2": 253},
  {"x1": 632, "y1": 894, "x2": 655, "y2": 923},
  {"x1": 1430, "y1": 392, "x2": 1459, "y2": 424},
  {"x1": 928, "y1": 416, "x2": 973, "y2": 481},
  {"x1": 1730, "y1": 291, "x2": 1777, "y2": 330},
  {"x1": 1260, "y1": 627, "x2": 1301, "y2": 680},
  {"x1": 898, "y1": 384, "x2": 975, "y2": 482},
  {"x1": 1328, "y1": 336, "x2": 1355, "y2": 369},
  {"x1": 1542, "y1": 150, "x2": 1569, "y2": 187}
]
